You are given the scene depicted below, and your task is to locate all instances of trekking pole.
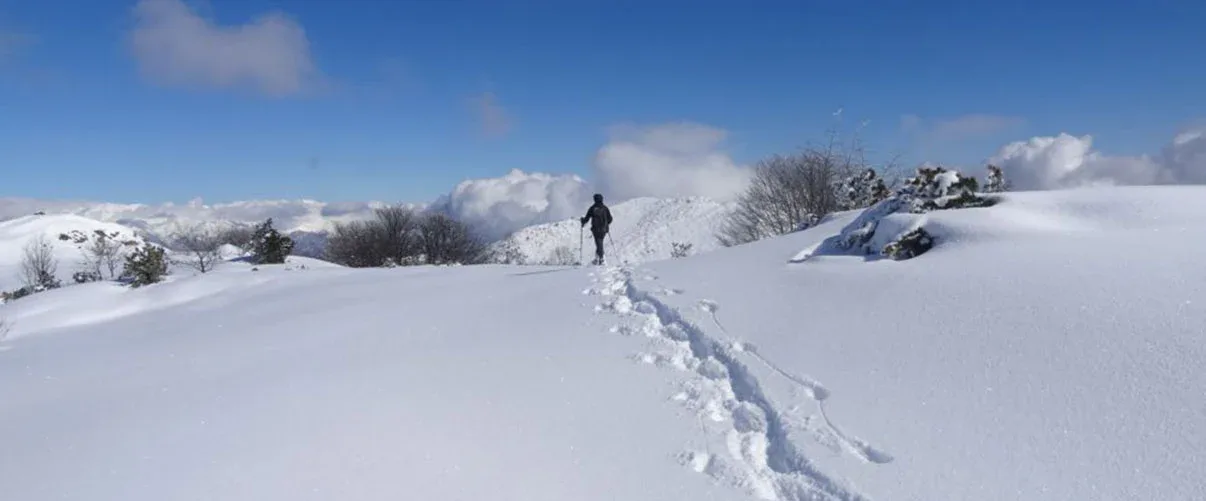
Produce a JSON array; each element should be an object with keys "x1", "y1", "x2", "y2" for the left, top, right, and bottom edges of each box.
[
  {"x1": 607, "y1": 233, "x2": 615, "y2": 264},
  {"x1": 579, "y1": 226, "x2": 584, "y2": 265}
]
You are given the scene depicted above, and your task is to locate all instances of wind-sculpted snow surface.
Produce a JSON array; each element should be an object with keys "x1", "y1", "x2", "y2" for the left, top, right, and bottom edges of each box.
[{"x1": 586, "y1": 265, "x2": 888, "y2": 500}]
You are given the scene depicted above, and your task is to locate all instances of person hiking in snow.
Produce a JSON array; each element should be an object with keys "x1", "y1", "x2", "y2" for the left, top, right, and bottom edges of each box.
[{"x1": 580, "y1": 193, "x2": 613, "y2": 265}]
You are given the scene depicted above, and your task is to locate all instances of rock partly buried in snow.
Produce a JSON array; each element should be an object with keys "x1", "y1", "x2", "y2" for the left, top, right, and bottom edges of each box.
[{"x1": 882, "y1": 227, "x2": 934, "y2": 260}]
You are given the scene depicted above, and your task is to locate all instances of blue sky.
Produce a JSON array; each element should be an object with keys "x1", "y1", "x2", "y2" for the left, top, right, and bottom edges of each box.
[{"x1": 1, "y1": 0, "x2": 1204, "y2": 204}]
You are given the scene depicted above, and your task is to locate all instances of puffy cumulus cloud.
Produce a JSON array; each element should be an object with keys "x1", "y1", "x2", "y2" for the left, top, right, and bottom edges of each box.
[
  {"x1": 430, "y1": 122, "x2": 751, "y2": 240},
  {"x1": 1160, "y1": 129, "x2": 1206, "y2": 183},
  {"x1": 433, "y1": 169, "x2": 592, "y2": 241},
  {"x1": 127, "y1": 0, "x2": 321, "y2": 96},
  {"x1": 988, "y1": 127, "x2": 1206, "y2": 190},
  {"x1": 592, "y1": 122, "x2": 750, "y2": 202}
]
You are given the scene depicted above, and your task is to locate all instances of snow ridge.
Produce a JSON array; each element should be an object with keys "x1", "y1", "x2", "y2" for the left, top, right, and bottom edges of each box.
[{"x1": 587, "y1": 266, "x2": 881, "y2": 501}]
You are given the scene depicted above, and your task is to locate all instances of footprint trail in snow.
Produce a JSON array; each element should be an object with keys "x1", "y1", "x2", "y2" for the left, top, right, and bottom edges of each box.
[
  {"x1": 584, "y1": 266, "x2": 887, "y2": 501},
  {"x1": 702, "y1": 299, "x2": 892, "y2": 466}
]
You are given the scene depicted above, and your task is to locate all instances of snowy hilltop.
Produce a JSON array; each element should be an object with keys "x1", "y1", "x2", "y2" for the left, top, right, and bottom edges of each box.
[
  {"x1": 491, "y1": 196, "x2": 736, "y2": 265},
  {"x1": 0, "y1": 213, "x2": 150, "y2": 293},
  {"x1": 0, "y1": 197, "x2": 424, "y2": 253},
  {"x1": 1, "y1": 184, "x2": 1204, "y2": 501}
]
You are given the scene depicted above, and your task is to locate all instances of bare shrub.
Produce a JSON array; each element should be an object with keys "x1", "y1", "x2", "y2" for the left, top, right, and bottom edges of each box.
[
  {"x1": 419, "y1": 212, "x2": 488, "y2": 265},
  {"x1": 171, "y1": 224, "x2": 225, "y2": 273},
  {"x1": 717, "y1": 128, "x2": 899, "y2": 247},
  {"x1": 325, "y1": 220, "x2": 388, "y2": 267},
  {"x1": 716, "y1": 151, "x2": 841, "y2": 246},
  {"x1": 374, "y1": 206, "x2": 421, "y2": 265},
  {"x1": 220, "y1": 226, "x2": 256, "y2": 254},
  {"x1": 20, "y1": 235, "x2": 60, "y2": 289},
  {"x1": 325, "y1": 206, "x2": 422, "y2": 267}
]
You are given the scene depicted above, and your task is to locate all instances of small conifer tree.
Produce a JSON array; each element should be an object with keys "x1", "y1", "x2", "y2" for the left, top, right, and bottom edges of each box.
[
  {"x1": 984, "y1": 164, "x2": 1009, "y2": 193},
  {"x1": 124, "y1": 243, "x2": 169, "y2": 287},
  {"x1": 250, "y1": 218, "x2": 294, "y2": 264}
]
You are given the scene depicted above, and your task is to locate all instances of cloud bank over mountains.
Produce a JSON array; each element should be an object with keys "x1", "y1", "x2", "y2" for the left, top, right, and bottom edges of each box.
[{"x1": 5, "y1": 119, "x2": 1205, "y2": 244}]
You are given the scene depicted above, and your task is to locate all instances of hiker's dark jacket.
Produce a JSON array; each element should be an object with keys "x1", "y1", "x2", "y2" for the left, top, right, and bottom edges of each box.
[{"x1": 581, "y1": 203, "x2": 613, "y2": 235}]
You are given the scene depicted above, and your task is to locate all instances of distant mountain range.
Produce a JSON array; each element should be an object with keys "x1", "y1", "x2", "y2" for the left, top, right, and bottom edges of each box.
[{"x1": 0, "y1": 195, "x2": 738, "y2": 264}]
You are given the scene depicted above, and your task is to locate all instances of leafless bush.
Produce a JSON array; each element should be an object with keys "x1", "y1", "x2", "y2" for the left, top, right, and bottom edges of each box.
[
  {"x1": 717, "y1": 128, "x2": 898, "y2": 247},
  {"x1": 324, "y1": 206, "x2": 422, "y2": 267},
  {"x1": 219, "y1": 226, "x2": 256, "y2": 254},
  {"x1": 375, "y1": 206, "x2": 421, "y2": 265},
  {"x1": 20, "y1": 235, "x2": 60, "y2": 289},
  {"x1": 171, "y1": 224, "x2": 225, "y2": 273},
  {"x1": 419, "y1": 212, "x2": 488, "y2": 265},
  {"x1": 79, "y1": 230, "x2": 132, "y2": 279},
  {"x1": 716, "y1": 151, "x2": 842, "y2": 246},
  {"x1": 325, "y1": 220, "x2": 388, "y2": 267}
]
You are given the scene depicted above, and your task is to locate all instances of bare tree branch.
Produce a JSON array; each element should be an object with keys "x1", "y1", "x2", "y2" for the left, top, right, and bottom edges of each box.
[
  {"x1": 19, "y1": 235, "x2": 59, "y2": 289},
  {"x1": 171, "y1": 224, "x2": 225, "y2": 273}
]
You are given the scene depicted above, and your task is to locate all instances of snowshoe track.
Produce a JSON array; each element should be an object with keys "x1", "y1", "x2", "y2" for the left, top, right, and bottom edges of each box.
[{"x1": 586, "y1": 266, "x2": 882, "y2": 501}]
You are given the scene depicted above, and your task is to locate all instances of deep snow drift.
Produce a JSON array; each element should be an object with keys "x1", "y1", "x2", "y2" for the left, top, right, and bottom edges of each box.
[{"x1": 1, "y1": 186, "x2": 1204, "y2": 501}]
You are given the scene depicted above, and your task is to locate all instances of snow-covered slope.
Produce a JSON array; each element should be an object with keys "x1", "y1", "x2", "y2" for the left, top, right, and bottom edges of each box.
[
  {"x1": 0, "y1": 214, "x2": 148, "y2": 292},
  {"x1": 1, "y1": 186, "x2": 1203, "y2": 500},
  {"x1": 0, "y1": 197, "x2": 423, "y2": 242},
  {"x1": 493, "y1": 196, "x2": 735, "y2": 264}
]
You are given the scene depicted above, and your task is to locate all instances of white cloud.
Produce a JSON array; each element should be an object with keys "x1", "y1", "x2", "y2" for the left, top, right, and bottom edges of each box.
[
  {"x1": 429, "y1": 121, "x2": 752, "y2": 239},
  {"x1": 127, "y1": 0, "x2": 320, "y2": 96},
  {"x1": 0, "y1": 198, "x2": 402, "y2": 235},
  {"x1": 592, "y1": 122, "x2": 750, "y2": 201},
  {"x1": 902, "y1": 113, "x2": 1026, "y2": 142},
  {"x1": 988, "y1": 127, "x2": 1206, "y2": 190},
  {"x1": 470, "y1": 92, "x2": 511, "y2": 138},
  {"x1": 433, "y1": 169, "x2": 592, "y2": 241}
]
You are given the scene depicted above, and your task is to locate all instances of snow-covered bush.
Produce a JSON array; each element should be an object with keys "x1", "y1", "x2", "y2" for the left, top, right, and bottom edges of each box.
[
  {"x1": 73, "y1": 270, "x2": 103, "y2": 284},
  {"x1": 882, "y1": 227, "x2": 934, "y2": 260},
  {"x1": 491, "y1": 240, "x2": 527, "y2": 265},
  {"x1": 544, "y1": 246, "x2": 577, "y2": 266},
  {"x1": 671, "y1": 241, "x2": 693, "y2": 258},
  {"x1": 805, "y1": 165, "x2": 996, "y2": 262},
  {"x1": 123, "y1": 243, "x2": 169, "y2": 287},
  {"x1": 898, "y1": 165, "x2": 994, "y2": 213},
  {"x1": 838, "y1": 168, "x2": 891, "y2": 211},
  {"x1": 984, "y1": 164, "x2": 1009, "y2": 193}
]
